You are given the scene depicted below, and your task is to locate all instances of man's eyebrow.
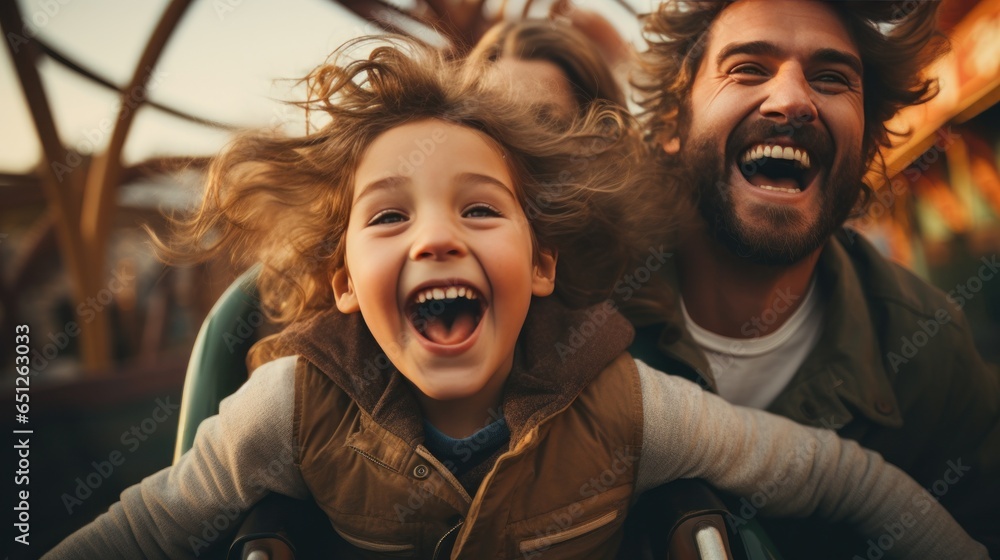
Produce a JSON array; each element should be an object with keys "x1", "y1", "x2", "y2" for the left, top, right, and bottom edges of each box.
[
  {"x1": 813, "y1": 48, "x2": 863, "y2": 77},
  {"x1": 716, "y1": 40, "x2": 784, "y2": 65},
  {"x1": 354, "y1": 176, "x2": 407, "y2": 204},
  {"x1": 455, "y1": 172, "x2": 517, "y2": 200},
  {"x1": 717, "y1": 41, "x2": 863, "y2": 76}
]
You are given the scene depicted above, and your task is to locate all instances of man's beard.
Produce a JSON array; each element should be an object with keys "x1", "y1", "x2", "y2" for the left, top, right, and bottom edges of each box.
[{"x1": 677, "y1": 121, "x2": 865, "y2": 266}]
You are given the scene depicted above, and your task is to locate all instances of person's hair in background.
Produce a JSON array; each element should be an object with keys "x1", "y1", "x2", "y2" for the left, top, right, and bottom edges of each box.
[
  {"x1": 462, "y1": 18, "x2": 683, "y2": 317},
  {"x1": 634, "y1": 0, "x2": 949, "y2": 212},
  {"x1": 466, "y1": 19, "x2": 626, "y2": 117}
]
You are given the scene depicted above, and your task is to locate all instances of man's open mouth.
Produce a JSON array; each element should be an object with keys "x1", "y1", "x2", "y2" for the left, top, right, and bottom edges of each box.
[
  {"x1": 738, "y1": 143, "x2": 818, "y2": 194},
  {"x1": 406, "y1": 284, "x2": 486, "y2": 346}
]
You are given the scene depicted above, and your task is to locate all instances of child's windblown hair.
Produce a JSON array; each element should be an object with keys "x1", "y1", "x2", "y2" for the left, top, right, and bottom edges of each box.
[{"x1": 155, "y1": 36, "x2": 673, "y2": 326}]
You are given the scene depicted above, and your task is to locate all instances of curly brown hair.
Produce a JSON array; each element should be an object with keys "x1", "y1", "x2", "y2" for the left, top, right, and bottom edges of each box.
[
  {"x1": 634, "y1": 0, "x2": 949, "y2": 211},
  {"x1": 154, "y1": 36, "x2": 672, "y2": 326}
]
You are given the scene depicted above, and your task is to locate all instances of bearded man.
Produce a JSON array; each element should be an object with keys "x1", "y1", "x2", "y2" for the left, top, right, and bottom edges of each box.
[{"x1": 626, "y1": 1, "x2": 1000, "y2": 556}]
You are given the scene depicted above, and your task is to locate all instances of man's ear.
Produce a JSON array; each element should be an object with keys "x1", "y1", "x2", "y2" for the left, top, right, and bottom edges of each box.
[
  {"x1": 657, "y1": 111, "x2": 681, "y2": 155},
  {"x1": 332, "y1": 267, "x2": 360, "y2": 313},
  {"x1": 531, "y1": 249, "x2": 558, "y2": 297},
  {"x1": 661, "y1": 135, "x2": 680, "y2": 155}
]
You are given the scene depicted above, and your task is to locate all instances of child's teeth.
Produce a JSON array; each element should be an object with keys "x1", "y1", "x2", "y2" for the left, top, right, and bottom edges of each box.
[{"x1": 416, "y1": 285, "x2": 479, "y2": 302}]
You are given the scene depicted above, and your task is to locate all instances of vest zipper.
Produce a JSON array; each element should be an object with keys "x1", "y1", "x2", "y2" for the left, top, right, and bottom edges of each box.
[
  {"x1": 432, "y1": 518, "x2": 463, "y2": 560},
  {"x1": 349, "y1": 445, "x2": 399, "y2": 473}
]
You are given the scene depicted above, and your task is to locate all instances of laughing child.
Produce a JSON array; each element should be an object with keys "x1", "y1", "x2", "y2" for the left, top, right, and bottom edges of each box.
[{"x1": 45, "y1": 38, "x2": 986, "y2": 559}]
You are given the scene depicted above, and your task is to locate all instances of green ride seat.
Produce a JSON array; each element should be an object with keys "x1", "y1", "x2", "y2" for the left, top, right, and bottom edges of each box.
[{"x1": 174, "y1": 265, "x2": 265, "y2": 462}]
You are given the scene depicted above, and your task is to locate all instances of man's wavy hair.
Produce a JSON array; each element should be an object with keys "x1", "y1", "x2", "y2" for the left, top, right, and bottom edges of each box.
[
  {"x1": 634, "y1": 0, "x2": 949, "y2": 211},
  {"x1": 155, "y1": 36, "x2": 670, "y2": 326}
]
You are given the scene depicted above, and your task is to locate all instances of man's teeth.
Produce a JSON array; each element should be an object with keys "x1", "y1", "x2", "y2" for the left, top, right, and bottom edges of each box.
[
  {"x1": 415, "y1": 286, "x2": 478, "y2": 303},
  {"x1": 757, "y1": 184, "x2": 801, "y2": 194},
  {"x1": 741, "y1": 144, "x2": 810, "y2": 168}
]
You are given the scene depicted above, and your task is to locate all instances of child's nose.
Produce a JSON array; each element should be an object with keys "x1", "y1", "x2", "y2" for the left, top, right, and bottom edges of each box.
[{"x1": 409, "y1": 220, "x2": 467, "y2": 261}]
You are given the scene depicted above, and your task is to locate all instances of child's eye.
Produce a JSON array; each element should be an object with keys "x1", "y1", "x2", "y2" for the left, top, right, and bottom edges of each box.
[
  {"x1": 463, "y1": 203, "x2": 502, "y2": 218},
  {"x1": 368, "y1": 210, "x2": 407, "y2": 226}
]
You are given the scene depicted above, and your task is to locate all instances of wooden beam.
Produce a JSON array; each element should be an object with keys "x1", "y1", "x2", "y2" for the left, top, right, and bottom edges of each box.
[
  {"x1": 35, "y1": 38, "x2": 237, "y2": 131},
  {"x1": 78, "y1": 0, "x2": 195, "y2": 375},
  {"x1": 0, "y1": 1, "x2": 106, "y2": 369}
]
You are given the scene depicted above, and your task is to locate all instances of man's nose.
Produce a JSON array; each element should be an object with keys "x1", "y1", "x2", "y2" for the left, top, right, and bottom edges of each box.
[
  {"x1": 409, "y1": 219, "x2": 467, "y2": 261},
  {"x1": 758, "y1": 65, "x2": 818, "y2": 125}
]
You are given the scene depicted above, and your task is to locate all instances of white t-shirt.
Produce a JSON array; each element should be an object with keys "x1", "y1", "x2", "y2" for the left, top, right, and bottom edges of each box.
[{"x1": 681, "y1": 279, "x2": 824, "y2": 409}]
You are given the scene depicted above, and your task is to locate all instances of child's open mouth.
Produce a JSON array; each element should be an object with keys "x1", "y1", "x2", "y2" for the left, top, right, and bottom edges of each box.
[{"x1": 406, "y1": 284, "x2": 486, "y2": 346}]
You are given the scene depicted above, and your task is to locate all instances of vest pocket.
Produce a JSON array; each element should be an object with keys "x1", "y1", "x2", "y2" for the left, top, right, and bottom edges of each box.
[
  {"x1": 518, "y1": 509, "x2": 618, "y2": 553},
  {"x1": 334, "y1": 526, "x2": 417, "y2": 555},
  {"x1": 508, "y1": 483, "x2": 631, "y2": 559}
]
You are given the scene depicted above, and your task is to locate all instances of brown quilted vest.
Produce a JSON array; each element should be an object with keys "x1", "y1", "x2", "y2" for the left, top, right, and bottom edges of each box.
[{"x1": 283, "y1": 297, "x2": 644, "y2": 559}]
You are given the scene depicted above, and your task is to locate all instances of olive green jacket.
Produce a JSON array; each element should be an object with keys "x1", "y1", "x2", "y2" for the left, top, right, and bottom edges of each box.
[{"x1": 626, "y1": 229, "x2": 1000, "y2": 558}]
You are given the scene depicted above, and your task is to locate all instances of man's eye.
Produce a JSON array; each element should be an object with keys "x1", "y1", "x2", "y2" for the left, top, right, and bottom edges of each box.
[
  {"x1": 463, "y1": 203, "x2": 501, "y2": 218},
  {"x1": 812, "y1": 73, "x2": 851, "y2": 93},
  {"x1": 730, "y1": 64, "x2": 767, "y2": 77},
  {"x1": 368, "y1": 210, "x2": 407, "y2": 226}
]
